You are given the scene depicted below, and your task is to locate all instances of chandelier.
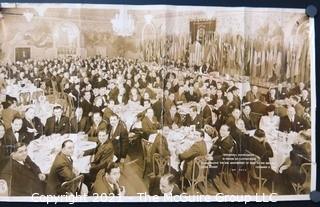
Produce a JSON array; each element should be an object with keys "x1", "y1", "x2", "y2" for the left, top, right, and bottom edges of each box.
[{"x1": 111, "y1": 8, "x2": 135, "y2": 36}]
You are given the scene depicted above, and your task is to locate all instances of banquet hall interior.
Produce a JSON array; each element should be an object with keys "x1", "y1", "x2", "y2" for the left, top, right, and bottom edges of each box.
[{"x1": 0, "y1": 3, "x2": 312, "y2": 197}]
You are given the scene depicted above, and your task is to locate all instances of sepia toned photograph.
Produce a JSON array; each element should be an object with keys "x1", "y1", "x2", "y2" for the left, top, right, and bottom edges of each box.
[{"x1": 0, "y1": 3, "x2": 315, "y2": 201}]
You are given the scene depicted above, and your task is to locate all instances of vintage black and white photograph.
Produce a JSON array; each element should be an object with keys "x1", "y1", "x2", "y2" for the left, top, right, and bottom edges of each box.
[{"x1": 0, "y1": 3, "x2": 315, "y2": 201}]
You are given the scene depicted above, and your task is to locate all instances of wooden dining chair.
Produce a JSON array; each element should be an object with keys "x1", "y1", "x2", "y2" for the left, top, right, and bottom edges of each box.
[
  {"x1": 19, "y1": 92, "x2": 31, "y2": 105},
  {"x1": 152, "y1": 153, "x2": 170, "y2": 176},
  {"x1": 141, "y1": 139, "x2": 153, "y2": 178},
  {"x1": 245, "y1": 150, "x2": 268, "y2": 194},
  {"x1": 181, "y1": 155, "x2": 209, "y2": 194},
  {"x1": 61, "y1": 175, "x2": 84, "y2": 195},
  {"x1": 292, "y1": 162, "x2": 311, "y2": 194}
]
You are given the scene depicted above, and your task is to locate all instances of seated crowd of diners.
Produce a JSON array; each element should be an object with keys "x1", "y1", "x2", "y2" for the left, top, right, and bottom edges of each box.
[{"x1": 0, "y1": 56, "x2": 312, "y2": 196}]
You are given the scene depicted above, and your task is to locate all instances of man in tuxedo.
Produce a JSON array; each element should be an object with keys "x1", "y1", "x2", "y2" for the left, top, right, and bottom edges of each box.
[
  {"x1": 210, "y1": 124, "x2": 235, "y2": 156},
  {"x1": 300, "y1": 89, "x2": 311, "y2": 109},
  {"x1": 21, "y1": 107, "x2": 44, "y2": 144},
  {"x1": 44, "y1": 105, "x2": 70, "y2": 136},
  {"x1": 245, "y1": 86, "x2": 261, "y2": 102},
  {"x1": 0, "y1": 142, "x2": 46, "y2": 196},
  {"x1": 70, "y1": 107, "x2": 91, "y2": 133},
  {"x1": 225, "y1": 91, "x2": 239, "y2": 115},
  {"x1": 109, "y1": 115, "x2": 129, "y2": 163},
  {"x1": 46, "y1": 140, "x2": 78, "y2": 195},
  {"x1": 199, "y1": 98, "x2": 212, "y2": 125},
  {"x1": 92, "y1": 162, "x2": 125, "y2": 196},
  {"x1": 290, "y1": 96, "x2": 305, "y2": 118},
  {"x1": 178, "y1": 130, "x2": 207, "y2": 181},
  {"x1": 149, "y1": 174, "x2": 181, "y2": 196},
  {"x1": 152, "y1": 92, "x2": 164, "y2": 122},
  {"x1": 225, "y1": 108, "x2": 241, "y2": 131},
  {"x1": 174, "y1": 86, "x2": 187, "y2": 104},
  {"x1": 82, "y1": 129, "x2": 114, "y2": 185},
  {"x1": 241, "y1": 105, "x2": 256, "y2": 130},
  {"x1": 3, "y1": 117, "x2": 28, "y2": 156},
  {"x1": 279, "y1": 107, "x2": 310, "y2": 133},
  {"x1": 163, "y1": 105, "x2": 182, "y2": 129},
  {"x1": 141, "y1": 108, "x2": 161, "y2": 139},
  {"x1": 88, "y1": 112, "x2": 109, "y2": 138},
  {"x1": 183, "y1": 106, "x2": 204, "y2": 130},
  {"x1": 276, "y1": 83, "x2": 289, "y2": 99},
  {"x1": 80, "y1": 91, "x2": 94, "y2": 117},
  {"x1": 246, "y1": 129, "x2": 275, "y2": 183}
]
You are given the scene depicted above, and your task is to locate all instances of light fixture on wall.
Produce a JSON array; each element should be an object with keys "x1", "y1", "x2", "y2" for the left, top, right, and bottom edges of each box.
[
  {"x1": 23, "y1": 11, "x2": 34, "y2": 22},
  {"x1": 111, "y1": 7, "x2": 135, "y2": 36}
]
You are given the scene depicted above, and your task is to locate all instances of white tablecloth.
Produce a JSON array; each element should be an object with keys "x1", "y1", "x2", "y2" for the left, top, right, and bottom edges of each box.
[
  {"x1": 110, "y1": 101, "x2": 147, "y2": 129},
  {"x1": 247, "y1": 129, "x2": 301, "y2": 173},
  {"x1": 27, "y1": 133, "x2": 97, "y2": 174},
  {"x1": 5, "y1": 83, "x2": 41, "y2": 100},
  {"x1": 149, "y1": 126, "x2": 213, "y2": 172}
]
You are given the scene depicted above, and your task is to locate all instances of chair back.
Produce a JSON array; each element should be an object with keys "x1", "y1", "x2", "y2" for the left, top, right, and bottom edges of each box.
[
  {"x1": 192, "y1": 156, "x2": 208, "y2": 183},
  {"x1": 61, "y1": 175, "x2": 84, "y2": 195},
  {"x1": 141, "y1": 139, "x2": 153, "y2": 162},
  {"x1": 244, "y1": 149, "x2": 262, "y2": 178},
  {"x1": 19, "y1": 92, "x2": 31, "y2": 105},
  {"x1": 301, "y1": 163, "x2": 311, "y2": 191},
  {"x1": 32, "y1": 90, "x2": 44, "y2": 102},
  {"x1": 152, "y1": 153, "x2": 170, "y2": 176}
]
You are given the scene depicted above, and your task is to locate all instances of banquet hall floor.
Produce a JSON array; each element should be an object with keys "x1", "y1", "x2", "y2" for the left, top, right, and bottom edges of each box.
[{"x1": 119, "y1": 142, "x2": 271, "y2": 196}]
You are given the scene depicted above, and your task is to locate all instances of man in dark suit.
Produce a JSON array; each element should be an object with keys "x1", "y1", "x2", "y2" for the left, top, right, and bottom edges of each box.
[
  {"x1": 80, "y1": 91, "x2": 94, "y2": 117},
  {"x1": 199, "y1": 98, "x2": 212, "y2": 125},
  {"x1": 225, "y1": 92, "x2": 239, "y2": 115},
  {"x1": 183, "y1": 107, "x2": 204, "y2": 130},
  {"x1": 300, "y1": 89, "x2": 311, "y2": 109},
  {"x1": 88, "y1": 112, "x2": 109, "y2": 139},
  {"x1": 3, "y1": 117, "x2": 28, "y2": 156},
  {"x1": 70, "y1": 107, "x2": 91, "y2": 133},
  {"x1": 241, "y1": 105, "x2": 256, "y2": 130},
  {"x1": 163, "y1": 105, "x2": 182, "y2": 129},
  {"x1": 276, "y1": 83, "x2": 289, "y2": 100},
  {"x1": 151, "y1": 93, "x2": 164, "y2": 122},
  {"x1": 290, "y1": 96, "x2": 305, "y2": 118},
  {"x1": 246, "y1": 129, "x2": 275, "y2": 183},
  {"x1": 245, "y1": 86, "x2": 261, "y2": 102},
  {"x1": 279, "y1": 106, "x2": 310, "y2": 133},
  {"x1": 82, "y1": 129, "x2": 114, "y2": 185},
  {"x1": 178, "y1": 130, "x2": 207, "y2": 181},
  {"x1": 109, "y1": 115, "x2": 128, "y2": 163},
  {"x1": 92, "y1": 162, "x2": 125, "y2": 196},
  {"x1": 46, "y1": 140, "x2": 78, "y2": 195},
  {"x1": 0, "y1": 142, "x2": 45, "y2": 196},
  {"x1": 21, "y1": 107, "x2": 44, "y2": 144},
  {"x1": 44, "y1": 105, "x2": 70, "y2": 136},
  {"x1": 210, "y1": 124, "x2": 235, "y2": 157},
  {"x1": 141, "y1": 108, "x2": 161, "y2": 139},
  {"x1": 149, "y1": 174, "x2": 181, "y2": 196}
]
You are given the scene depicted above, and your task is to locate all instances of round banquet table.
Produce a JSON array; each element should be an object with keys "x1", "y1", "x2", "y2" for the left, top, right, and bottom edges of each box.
[
  {"x1": 27, "y1": 133, "x2": 97, "y2": 174},
  {"x1": 149, "y1": 126, "x2": 213, "y2": 172}
]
